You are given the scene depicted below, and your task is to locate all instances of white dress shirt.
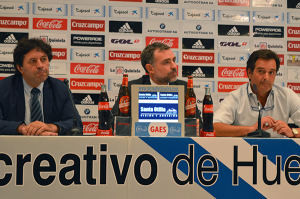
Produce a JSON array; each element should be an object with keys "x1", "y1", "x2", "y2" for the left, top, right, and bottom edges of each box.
[{"x1": 214, "y1": 83, "x2": 300, "y2": 138}]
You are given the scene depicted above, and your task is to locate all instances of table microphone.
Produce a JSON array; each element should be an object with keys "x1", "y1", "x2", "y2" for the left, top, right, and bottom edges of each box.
[
  {"x1": 64, "y1": 79, "x2": 83, "y2": 136},
  {"x1": 247, "y1": 84, "x2": 270, "y2": 138}
]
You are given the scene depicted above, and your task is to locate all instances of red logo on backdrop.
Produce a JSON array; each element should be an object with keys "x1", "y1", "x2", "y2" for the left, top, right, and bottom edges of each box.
[
  {"x1": 182, "y1": 52, "x2": 214, "y2": 63},
  {"x1": 287, "y1": 27, "x2": 300, "y2": 38},
  {"x1": 82, "y1": 122, "x2": 98, "y2": 135},
  {"x1": 287, "y1": 83, "x2": 300, "y2": 93},
  {"x1": 218, "y1": 67, "x2": 247, "y2": 78},
  {"x1": 70, "y1": 78, "x2": 105, "y2": 90},
  {"x1": 288, "y1": 41, "x2": 300, "y2": 52},
  {"x1": 218, "y1": 81, "x2": 247, "y2": 92},
  {"x1": 52, "y1": 48, "x2": 67, "y2": 60},
  {"x1": 71, "y1": 19, "x2": 105, "y2": 31},
  {"x1": 0, "y1": 17, "x2": 28, "y2": 29},
  {"x1": 146, "y1": 37, "x2": 179, "y2": 48},
  {"x1": 109, "y1": 51, "x2": 141, "y2": 61},
  {"x1": 70, "y1": 63, "x2": 104, "y2": 75},
  {"x1": 218, "y1": 0, "x2": 250, "y2": 6},
  {"x1": 110, "y1": 0, "x2": 142, "y2": 2},
  {"x1": 278, "y1": 54, "x2": 284, "y2": 65},
  {"x1": 33, "y1": 18, "x2": 67, "y2": 30}
]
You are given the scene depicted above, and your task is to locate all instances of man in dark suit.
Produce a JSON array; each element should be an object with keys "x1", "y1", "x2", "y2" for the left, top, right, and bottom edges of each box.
[
  {"x1": 111, "y1": 42, "x2": 202, "y2": 128},
  {"x1": 0, "y1": 38, "x2": 82, "y2": 135}
]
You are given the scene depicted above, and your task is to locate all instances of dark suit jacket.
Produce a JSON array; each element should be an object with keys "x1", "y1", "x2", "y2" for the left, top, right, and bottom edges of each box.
[
  {"x1": 110, "y1": 75, "x2": 202, "y2": 128},
  {"x1": 0, "y1": 74, "x2": 83, "y2": 135}
]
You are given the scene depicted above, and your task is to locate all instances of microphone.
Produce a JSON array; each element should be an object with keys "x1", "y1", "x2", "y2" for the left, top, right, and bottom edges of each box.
[
  {"x1": 247, "y1": 84, "x2": 270, "y2": 138},
  {"x1": 64, "y1": 79, "x2": 83, "y2": 136}
]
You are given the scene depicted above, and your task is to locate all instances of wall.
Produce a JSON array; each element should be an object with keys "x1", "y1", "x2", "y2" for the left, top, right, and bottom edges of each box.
[{"x1": 0, "y1": 0, "x2": 299, "y2": 134}]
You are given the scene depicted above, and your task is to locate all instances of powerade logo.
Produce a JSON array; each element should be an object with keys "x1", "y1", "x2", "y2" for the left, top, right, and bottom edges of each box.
[
  {"x1": 71, "y1": 34, "x2": 105, "y2": 47},
  {"x1": 253, "y1": 26, "x2": 284, "y2": 38}
]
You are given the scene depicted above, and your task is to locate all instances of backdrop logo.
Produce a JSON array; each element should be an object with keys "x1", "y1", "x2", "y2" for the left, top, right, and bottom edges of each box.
[
  {"x1": 218, "y1": 67, "x2": 247, "y2": 78},
  {"x1": 182, "y1": 38, "x2": 214, "y2": 50},
  {"x1": 0, "y1": 17, "x2": 28, "y2": 29},
  {"x1": 253, "y1": 26, "x2": 284, "y2": 38},
  {"x1": 109, "y1": 51, "x2": 141, "y2": 61},
  {"x1": 146, "y1": 37, "x2": 178, "y2": 48},
  {"x1": 70, "y1": 78, "x2": 105, "y2": 90},
  {"x1": 287, "y1": 27, "x2": 300, "y2": 38},
  {"x1": 109, "y1": 21, "x2": 142, "y2": 33},
  {"x1": 110, "y1": 0, "x2": 142, "y2": 2},
  {"x1": 218, "y1": 0, "x2": 250, "y2": 6},
  {"x1": 52, "y1": 48, "x2": 67, "y2": 60},
  {"x1": 146, "y1": 0, "x2": 178, "y2": 4},
  {"x1": 218, "y1": 81, "x2": 247, "y2": 92},
  {"x1": 182, "y1": 66, "x2": 214, "y2": 78},
  {"x1": 0, "y1": 32, "x2": 28, "y2": 44},
  {"x1": 71, "y1": 34, "x2": 105, "y2": 47},
  {"x1": 71, "y1": 19, "x2": 105, "y2": 31},
  {"x1": 0, "y1": 61, "x2": 15, "y2": 73},
  {"x1": 287, "y1": 83, "x2": 300, "y2": 93},
  {"x1": 82, "y1": 122, "x2": 98, "y2": 135},
  {"x1": 218, "y1": 25, "x2": 249, "y2": 36},
  {"x1": 33, "y1": 18, "x2": 67, "y2": 30},
  {"x1": 182, "y1": 52, "x2": 214, "y2": 63},
  {"x1": 70, "y1": 63, "x2": 104, "y2": 75},
  {"x1": 288, "y1": 41, "x2": 300, "y2": 52}
]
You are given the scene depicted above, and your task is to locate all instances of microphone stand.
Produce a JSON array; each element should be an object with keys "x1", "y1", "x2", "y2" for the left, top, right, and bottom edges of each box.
[
  {"x1": 247, "y1": 84, "x2": 270, "y2": 138},
  {"x1": 64, "y1": 79, "x2": 83, "y2": 136}
]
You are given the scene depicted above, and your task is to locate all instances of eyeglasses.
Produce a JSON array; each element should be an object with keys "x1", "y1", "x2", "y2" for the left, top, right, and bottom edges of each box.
[{"x1": 251, "y1": 105, "x2": 274, "y2": 112}]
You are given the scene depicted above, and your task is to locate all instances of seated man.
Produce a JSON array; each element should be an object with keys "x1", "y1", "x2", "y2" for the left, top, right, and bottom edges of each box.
[
  {"x1": 214, "y1": 49, "x2": 300, "y2": 138},
  {"x1": 110, "y1": 42, "x2": 202, "y2": 129},
  {"x1": 0, "y1": 38, "x2": 83, "y2": 135}
]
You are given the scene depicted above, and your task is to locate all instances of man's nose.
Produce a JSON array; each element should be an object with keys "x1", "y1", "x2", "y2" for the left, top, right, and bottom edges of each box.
[
  {"x1": 36, "y1": 59, "x2": 43, "y2": 68},
  {"x1": 171, "y1": 60, "x2": 177, "y2": 69}
]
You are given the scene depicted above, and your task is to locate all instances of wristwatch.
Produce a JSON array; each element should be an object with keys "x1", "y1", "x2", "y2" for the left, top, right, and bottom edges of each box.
[{"x1": 292, "y1": 128, "x2": 298, "y2": 138}]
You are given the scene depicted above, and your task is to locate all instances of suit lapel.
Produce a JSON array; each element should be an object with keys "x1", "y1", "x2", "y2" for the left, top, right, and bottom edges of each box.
[
  {"x1": 43, "y1": 80, "x2": 52, "y2": 123},
  {"x1": 15, "y1": 75, "x2": 25, "y2": 121}
]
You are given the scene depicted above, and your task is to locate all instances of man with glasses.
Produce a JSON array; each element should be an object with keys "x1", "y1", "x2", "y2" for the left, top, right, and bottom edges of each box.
[{"x1": 213, "y1": 49, "x2": 300, "y2": 138}]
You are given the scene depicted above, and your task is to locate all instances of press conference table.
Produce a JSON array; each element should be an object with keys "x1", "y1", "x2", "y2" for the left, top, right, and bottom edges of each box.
[{"x1": 1, "y1": 136, "x2": 300, "y2": 199}]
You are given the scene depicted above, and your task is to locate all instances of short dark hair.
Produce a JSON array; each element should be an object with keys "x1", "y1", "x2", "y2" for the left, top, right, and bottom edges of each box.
[
  {"x1": 13, "y1": 37, "x2": 53, "y2": 74},
  {"x1": 141, "y1": 42, "x2": 170, "y2": 73},
  {"x1": 246, "y1": 49, "x2": 280, "y2": 75}
]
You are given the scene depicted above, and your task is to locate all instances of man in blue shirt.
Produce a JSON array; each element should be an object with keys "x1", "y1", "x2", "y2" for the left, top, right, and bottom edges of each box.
[{"x1": 214, "y1": 49, "x2": 300, "y2": 138}]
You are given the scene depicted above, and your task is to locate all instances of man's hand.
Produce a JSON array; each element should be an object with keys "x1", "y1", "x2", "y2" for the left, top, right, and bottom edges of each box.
[
  {"x1": 22, "y1": 121, "x2": 58, "y2": 136},
  {"x1": 252, "y1": 116, "x2": 276, "y2": 131},
  {"x1": 272, "y1": 120, "x2": 294, "y2": 137}
]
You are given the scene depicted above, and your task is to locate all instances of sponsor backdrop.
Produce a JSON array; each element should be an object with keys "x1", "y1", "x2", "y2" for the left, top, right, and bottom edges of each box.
[
  {"x1": 1, "y1": 136, "x2": 300, "y2": 198},
  {"x1": 0, "y1": 0, "x2": 300, "y2": 135}
]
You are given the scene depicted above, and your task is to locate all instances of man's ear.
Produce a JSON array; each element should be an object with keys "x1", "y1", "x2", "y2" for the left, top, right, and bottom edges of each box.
[
  {"x1": 16, "y1": 65, "x2": 23, "y2": 74},
  {"x1": 247, "y1": 68, "x2": 252, "y2": 80},
  {"x1": 146, "y1": 63, "x2": 154, "y2": 74}
]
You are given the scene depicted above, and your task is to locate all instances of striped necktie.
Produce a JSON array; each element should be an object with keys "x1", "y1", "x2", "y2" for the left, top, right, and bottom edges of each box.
[{"x1": 31, "y1": 88, "x2": 43, "y2": 122}]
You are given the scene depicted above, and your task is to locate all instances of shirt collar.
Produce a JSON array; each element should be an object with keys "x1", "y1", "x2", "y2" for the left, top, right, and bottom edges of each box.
[
  {"x1": 150, "y1": 77, "x2": 169, "y2": 86},
  {"x1": 247, "y1": 82, "x2": 275, "y2": 98},
  {"x1": 22, "y1": 77, "x2": 44, "y2": 95}
]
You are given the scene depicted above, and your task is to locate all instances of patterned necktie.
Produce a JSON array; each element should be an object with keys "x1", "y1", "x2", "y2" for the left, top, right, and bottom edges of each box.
[{"x1": 31, "y1": 88, "x2": 43, "y2": 122}]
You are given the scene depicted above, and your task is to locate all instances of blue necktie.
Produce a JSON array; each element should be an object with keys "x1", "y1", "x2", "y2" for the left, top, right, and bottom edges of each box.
[{"x1": 31, "y1": 88, "x2": 43, "y2": 122}]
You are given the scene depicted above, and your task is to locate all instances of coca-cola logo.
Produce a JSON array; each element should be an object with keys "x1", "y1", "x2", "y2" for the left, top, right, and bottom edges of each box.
[
  {"x1": 98, "y1": 102, "x2": 109, "y2": 110},
  {"x1": 203, "y1": 105, "x2": 213, "y2": 113},
  {"x1": 70, "y1": 63, "x2": 104, "y2": 75},
  {"x1": 33, "y1": 18, "x2": 67, "y2": 30},
  {"x1": 83, "y1": 123, "x2": 98, "y2": 133},
  {"x1": 146, "y1": 37, "x2": 178, "y2": 48},
  {"x1": 219, "y1": 67, "x2": 247, "y2": 78}
]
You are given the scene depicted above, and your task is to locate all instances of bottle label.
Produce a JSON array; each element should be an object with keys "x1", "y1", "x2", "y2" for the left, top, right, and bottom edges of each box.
[
  {"x1": 187, "y1": 79, "x2": 193, "y2": 88},
  {"x1": 98, "y1": 102, "x2": 110, "y2": 111},
  {"x1": 185, "y1": 97, "x2": 196, "y2": 115},
  {"x1": 200, "y1": 130, "x2": 215, "y2": 137},
  {"x1": 119, "y1": 96, "x2": 130, "y2": 113},
  {"x1": 122, "y1": 77, "x2": 128, "y2": 86},
  {"x1": 96, "y1": 128, "x2": 113, "y2": 136},
  {"x1": 203, "y1": 104, "x2": 213, "y2": 113}
]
